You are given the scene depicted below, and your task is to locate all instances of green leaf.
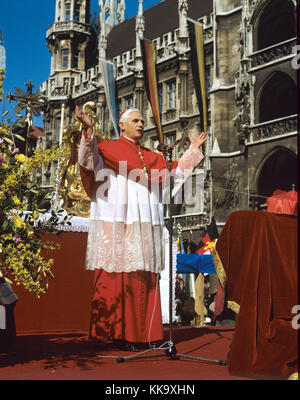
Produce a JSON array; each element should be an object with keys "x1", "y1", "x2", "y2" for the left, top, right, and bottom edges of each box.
[
  {"x1": 2, "y1": 110, "x2": 9, "y2": 118},
  {"x1": 2, "y1": 220, "x2": 8, "y2": 230},
  {"x1": 3, "y1": 137, "x2": 14, "y2": 145},
  {"x1": 14, "y1": 134, "x2": 25, "y2": 141}
]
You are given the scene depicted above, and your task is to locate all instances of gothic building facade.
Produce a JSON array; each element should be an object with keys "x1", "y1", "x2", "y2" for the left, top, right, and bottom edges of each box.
[{"x1": 40, "y1": 0, "x2": 297, "y2": 237}]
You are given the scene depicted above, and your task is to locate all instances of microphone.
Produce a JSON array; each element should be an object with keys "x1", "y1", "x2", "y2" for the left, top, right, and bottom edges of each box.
[{"x1": 157, "y1": 138, "x2": 181, "y2": 153}]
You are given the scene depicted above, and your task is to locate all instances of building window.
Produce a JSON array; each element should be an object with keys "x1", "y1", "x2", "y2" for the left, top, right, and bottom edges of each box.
[
  {"x1": 205, "y1": 68, "x2": 211, "y2": 98},
  {"x1": 116, "y1": 99, "x2": 122, "y2": 118},
  {"x1": 256, "y1": 0, "x2": 295, "y2": 51},
  {"x1": 166, "y1": 132, "x2": 176, "y2": 146},
  {"x1": 65, "y1": 3, "x2": 71, "y2": 20},
  {"x1": 258, "y1": 72, "x2": 297, "y2": 122},
  {"x1": 62, "y1": 49, "x2": 69, "y2": 69},
  {"x1": 151, "y1": 136, "x2": 159, "y2": 151},
  {"x1": 74, "y1": 3, "x2": 80, "y2": 21},
  {"x1": 125, "y1": 95, "x2": 133, "y2": 109},
  {"x1": 158, "y1": 84, "x2": 163, "y2": 113},
  {"x1": 167, "y1": 80, "x2": 176, "y2": 110},
  {"x1": 56, "y1": 118, "x2": 61, "y2": 142},
  {"x1": 257, "y1": 149, "x2": 298, "y2": 197},
  {"x1": 73, "y1": 50, "x2": 79, "y2": 69}
]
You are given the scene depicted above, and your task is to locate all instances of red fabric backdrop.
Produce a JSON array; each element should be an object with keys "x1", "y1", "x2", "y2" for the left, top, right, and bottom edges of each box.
[
  {"x1": 214, "y1": 210, "x2": 298, "y2": 379},
  {"x1": 12, "y1": 232, "x2": 94, "y2": 333}
]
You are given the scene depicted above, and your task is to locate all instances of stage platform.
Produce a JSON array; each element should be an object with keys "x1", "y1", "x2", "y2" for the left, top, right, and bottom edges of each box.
[{"x1": 0, "y1": 325, "x2": 265, "y2": 381}]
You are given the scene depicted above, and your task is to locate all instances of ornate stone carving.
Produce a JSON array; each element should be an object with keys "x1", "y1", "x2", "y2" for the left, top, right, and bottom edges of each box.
[
  {"x1": 234, "y1": 62, "x2": 252, "y2": 145},
  {"x1": 99, "y1": 0, "x2": 125, "y2": 36},
  {"x1": 136, "y1": 0, "x2": 145, "y2": 35},
  {"x1": 234, "y1": 6, "x2": 252, "y2": 146},
  {"x1": 251, "y1": 39, "x2": 296, "y2": 67},
  {"x1": 165, "y1": 213, "x2": 209, "y2": 231},
  {"x1": 250, "y1": 115, "x2": 297, "y2": 142}
]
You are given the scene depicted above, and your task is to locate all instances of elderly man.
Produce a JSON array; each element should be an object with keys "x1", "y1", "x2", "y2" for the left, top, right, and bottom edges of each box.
[{"x1": 77, "y1": 105, "x2": 207, "y2": 349}]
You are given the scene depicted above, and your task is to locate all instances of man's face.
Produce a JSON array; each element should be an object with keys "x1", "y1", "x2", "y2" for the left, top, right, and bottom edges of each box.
[{"x1": 119, "y1": 111, "x2": 144, "y2": 142}]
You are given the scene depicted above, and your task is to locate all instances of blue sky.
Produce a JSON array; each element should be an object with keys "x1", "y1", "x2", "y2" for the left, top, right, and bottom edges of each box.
[{"x1": 0, "y1": 0, "x2": 161, "y2": 126}]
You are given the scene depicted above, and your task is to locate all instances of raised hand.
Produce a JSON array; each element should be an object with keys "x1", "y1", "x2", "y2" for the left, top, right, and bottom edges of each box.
[
  {"x1": 75, "y1": 105, "x2": 93, "y2": 139},
  {"x1": 188, "y1": 131, "x2": 208, "y2": 149},
  {"x1": 75, "y1": 105, "x2": 93, "y2": 129}
]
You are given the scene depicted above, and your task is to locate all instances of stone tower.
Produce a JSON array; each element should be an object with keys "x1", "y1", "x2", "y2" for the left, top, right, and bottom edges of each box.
[
  {"x1": 47, "y1": 0, "x2": 96, "y2": 76},
  {"x1": 40, "y1": 1, "x2": 97, "y2": 188}
]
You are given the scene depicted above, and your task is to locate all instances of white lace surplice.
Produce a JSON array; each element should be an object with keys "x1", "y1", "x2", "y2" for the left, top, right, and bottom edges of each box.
[{"x1": 78, "y1": 135, "x2": 204, "y2": 274}]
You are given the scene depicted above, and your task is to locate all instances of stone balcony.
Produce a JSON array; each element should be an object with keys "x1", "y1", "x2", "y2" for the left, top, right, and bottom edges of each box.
[
  {"x1": 46, "y1": 21, "x2": 92, "y2": 39},
  {"x1": 249, "y1": 38, "x2": 296, "y2": 70},
  {"x1": 165, "y1": 212, "x2": 209, "y2": 232},
  {"x1": 247, "y1": 114, "x2": 297, "y2": 143}
]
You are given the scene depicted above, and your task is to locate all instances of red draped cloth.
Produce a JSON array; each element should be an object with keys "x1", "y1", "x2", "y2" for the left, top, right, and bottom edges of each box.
[
  {"x1": 213, "y1": 210, "x2": 298, "y2": 379},
  {"x1": 89, "y1": 270, "x2": 163, "y2": 343}
]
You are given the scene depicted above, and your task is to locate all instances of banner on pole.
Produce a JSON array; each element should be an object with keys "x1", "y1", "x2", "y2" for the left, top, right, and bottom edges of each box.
[
  {"x1": 141, "y1": 39, "x2": 163, "y2": 144},
  {"x1": 188, "y1": 20, "x2": 207, "y2": 132},
  {"x1": 99, "y1": 58, "x2": 119, "y2": 139}
]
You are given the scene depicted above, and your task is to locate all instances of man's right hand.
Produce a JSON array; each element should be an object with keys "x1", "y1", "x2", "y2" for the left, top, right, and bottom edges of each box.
[{"x1": 75, "y1": 105, "x2": 93, "y2": 139}]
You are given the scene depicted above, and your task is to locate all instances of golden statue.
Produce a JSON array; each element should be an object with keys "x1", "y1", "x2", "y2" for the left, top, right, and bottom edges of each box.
[{"x1": 59, "y1": 101, "x2": 109, "y2": 218}]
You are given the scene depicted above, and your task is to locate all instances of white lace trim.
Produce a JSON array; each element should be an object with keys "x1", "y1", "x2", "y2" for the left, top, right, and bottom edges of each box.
[{"x1": 85, "y1": 220, "x2": 165, "y2": 274}]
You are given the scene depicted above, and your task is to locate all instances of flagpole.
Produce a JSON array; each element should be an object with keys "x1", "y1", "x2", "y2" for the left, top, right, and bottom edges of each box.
[{"x1": 186, "y1": 17, "x2": 203, "y2": 26}]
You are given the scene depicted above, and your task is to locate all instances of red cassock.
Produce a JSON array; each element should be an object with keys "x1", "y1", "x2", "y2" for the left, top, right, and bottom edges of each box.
[
  {"x1": 89, "y1": 269, "x2": 164, "y2": 343},
  {"x1": 80, "y1": 136, "x2": 178, "y2": 344}
]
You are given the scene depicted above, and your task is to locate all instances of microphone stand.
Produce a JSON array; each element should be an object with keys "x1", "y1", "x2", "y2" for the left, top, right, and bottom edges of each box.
[{"x1": 115, "y1": 143, "x2": 226, "y2": 366}]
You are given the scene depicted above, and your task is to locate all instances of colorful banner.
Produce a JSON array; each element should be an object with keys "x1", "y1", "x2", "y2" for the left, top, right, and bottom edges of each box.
[
  {"x1": 188, "y1": 20, "x2": 207, "y2": 132},
  {"x1": 99, "y1": 58, "x2": 119, "y2": 139},
  {"x1": 196, "y1": 217, "x2": 219, "y2": 255},
  {"x1": 141, "y1": 39, "x2": 163, "y2": 144}
]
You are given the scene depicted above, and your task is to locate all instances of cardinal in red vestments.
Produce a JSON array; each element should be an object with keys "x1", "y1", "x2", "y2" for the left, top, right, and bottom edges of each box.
[{"x1": 77, "y1": 105, "x2": 207, "y2": 349}]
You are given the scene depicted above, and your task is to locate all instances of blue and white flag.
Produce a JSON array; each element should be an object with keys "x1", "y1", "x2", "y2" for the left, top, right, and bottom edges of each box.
[{"x1": 99, "y1": 58, "x2": 119, "y2": 139}]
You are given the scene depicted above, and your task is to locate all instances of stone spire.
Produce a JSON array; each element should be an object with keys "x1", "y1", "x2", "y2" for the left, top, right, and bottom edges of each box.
[
  {"x1": 98, "y1": 0, "x2": 126, "y2": 58},
  {"x1": 178, "y1": 0, "x2": 189, "y2": 40},
  {"x1": 134, "y1": 1, "x2": 145, "y2": 110},
  {"x1": 135, "y1": 0, "x2": 145, "y2": 66}
]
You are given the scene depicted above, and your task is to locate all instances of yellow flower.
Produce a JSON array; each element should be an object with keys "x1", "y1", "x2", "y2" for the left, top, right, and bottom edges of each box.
[
  {"x1": 12, "y1": 195, "x2": 21, "y2": 205},
  {"x1": 27, "y1": 229, "x2": 34, "y2": 238},
  {"x1": 11, "y1": 213, "x2": 25, "y2": 229},
  {"x1": 15, "y1": 153, "x2": 28, "y2": 163},
  {"x1": 33, "y1": 210, "x2": 40, "y2": 220}
]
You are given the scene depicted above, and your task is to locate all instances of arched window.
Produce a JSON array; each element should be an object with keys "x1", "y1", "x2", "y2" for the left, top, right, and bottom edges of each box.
[
  {"x1": 257, "y1": 148, "x2": 297, "y2": 198},
  {"x1": 256, "y1": 0, "x2": 295, "y2": 50},
  {"x1": 258, "y1": 72, "x2": 296, "y2": 122}
]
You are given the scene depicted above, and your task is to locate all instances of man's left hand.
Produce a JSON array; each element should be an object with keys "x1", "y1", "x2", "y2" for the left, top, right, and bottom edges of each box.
[{"x1": 188, "y1": 131, "x2": 208, "y2": 149}]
